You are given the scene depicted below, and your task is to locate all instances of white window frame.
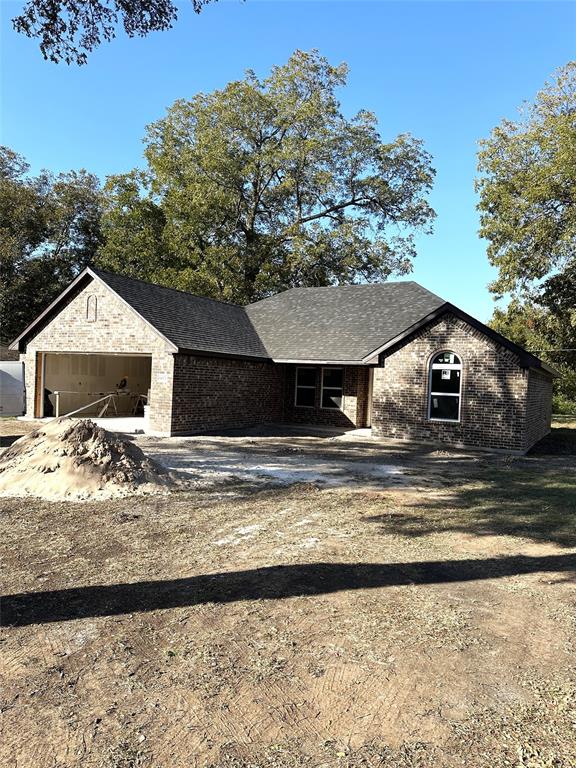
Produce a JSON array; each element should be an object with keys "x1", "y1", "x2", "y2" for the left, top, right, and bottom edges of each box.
[
  {"x1": 321, "y1": 367, "x2": 344, "y2": 411},
  {"x1": 428, "y1": 351, "x2": 462, "y2": 423},
  {"x1": 295, "y1": 366, "x2": 316, "y2": 408}
]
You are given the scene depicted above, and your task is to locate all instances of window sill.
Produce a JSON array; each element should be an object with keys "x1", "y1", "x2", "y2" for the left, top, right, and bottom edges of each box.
[{"x1": 429, "y1": 418, "x2": 461, "y2": 424}]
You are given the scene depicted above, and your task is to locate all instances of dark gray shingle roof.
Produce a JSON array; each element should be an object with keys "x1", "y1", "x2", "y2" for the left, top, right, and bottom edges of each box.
[
  {"x1": 246, "y1": 283, "x2": 446, "y2": 361},
  {"x1": 10, "y1": 267, "x2": 553, "y2": 373},
  {"x1": 95, "y1": 270, "x2": 446, "y2": 362},
  {"x1": 92, "y1": 268, "x2": 268, "y2": 359}
]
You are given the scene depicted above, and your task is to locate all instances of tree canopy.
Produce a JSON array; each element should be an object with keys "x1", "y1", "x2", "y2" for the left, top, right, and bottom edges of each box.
[
  {"x1": 98, "y1": 170, "x2": 174, "y2": 282},
  {"x1": 491, "y1": 297, "x2": 576, "y2": 413},
  {"x1": 479, "y1": 62, "x2": 576, "y2": 411},
  {"x1": 97, "y1": 51, "x2": 436, "y2": 303},
  {"x1": 476, "y1": 61, "x2": 576, "y2": 298},
  {"x1": 12, "y1": 0, "x2": 215, "y2": 65},
  {"x1": 0, "y1": 146, "x2": 103, "y2": 343}
]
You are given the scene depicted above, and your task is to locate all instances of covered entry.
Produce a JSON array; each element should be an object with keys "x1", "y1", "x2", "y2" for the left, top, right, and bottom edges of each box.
[{"x1": 38, "y1": 353, "x2": 152, "y2": 418}]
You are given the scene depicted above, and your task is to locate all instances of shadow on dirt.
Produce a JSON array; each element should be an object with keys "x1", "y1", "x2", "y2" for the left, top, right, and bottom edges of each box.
[
  {"x1": 0, "y1": 435, "x2": 26, "y2": 448},
  {"x1": 530, "y1": 423, "x2": 576, "y2": 456},
  {"x1": 364, "y1": 464, "x2": 576, "y2": 547},
  {"x1": 3, "y1": 553, "x2": 575, "y2": 627}
]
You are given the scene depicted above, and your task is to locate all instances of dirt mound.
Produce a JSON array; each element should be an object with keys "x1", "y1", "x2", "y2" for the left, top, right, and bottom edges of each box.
[{"x1": 0, "y1": 418, "x2": 176, "y2": 500}]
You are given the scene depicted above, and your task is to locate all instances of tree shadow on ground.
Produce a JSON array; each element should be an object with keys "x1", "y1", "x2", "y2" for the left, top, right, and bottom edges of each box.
[
  {"x1": 2, "y1": 554, "x2": 575, "y2": 627},
  {"x1": 364, "y1": 464, "x2": 576, "y2": 547},
  {"x1": 530, "y1": 422, "x2": 576, "y2": 456}
]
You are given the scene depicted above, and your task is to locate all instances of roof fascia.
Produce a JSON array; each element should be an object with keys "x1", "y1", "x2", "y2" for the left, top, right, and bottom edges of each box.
[
  {"x1": 9, "y1": 268, "x2": 93, "y2": 351},
  {"x1": 441, "y1": 302, "x2": 545, "y2": 369},
  {"x1": 178, "y1": 348, "x2": 270, "y2": 363},
  {"x1": 528, "y1": 361, "x2": 560, "y2": 378},
  {"x1": 361, "y1": 302, "x2": 551, "y2": 372},
  {"x1": 271, "y1": 358, "x2": 368, "y2": 365}
]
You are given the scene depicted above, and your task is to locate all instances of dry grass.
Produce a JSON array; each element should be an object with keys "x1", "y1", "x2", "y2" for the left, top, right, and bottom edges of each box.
[{"x1": 1, "y1": 419, "x2": 575, "y2": 767}]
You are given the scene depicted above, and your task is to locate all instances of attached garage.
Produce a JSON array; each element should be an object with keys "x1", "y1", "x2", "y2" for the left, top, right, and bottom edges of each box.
[
  {"x1": 37, "y1": 353, "x2": 152, "y2": 418},
  {"x1": 12, "y1": 270, "x2": 177, "y2": 434}
]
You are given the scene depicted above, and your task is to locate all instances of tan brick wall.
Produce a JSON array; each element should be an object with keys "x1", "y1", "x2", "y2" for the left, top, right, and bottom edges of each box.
[
  {"x1": 524, "y1": 368, "x2": 553, "y2": 450},
  {"x1": 21, "y1": 278, "x2": 175, "y2": 434},
  {"x1": 282, "y1": 365, "x2": 370, "y2": 428},
  {"x1": 371, "y1": 313, "x2": 532, "y2": 452},
  {"x1": 171, "y1": 354, "x2": 283, "y2": 434}
]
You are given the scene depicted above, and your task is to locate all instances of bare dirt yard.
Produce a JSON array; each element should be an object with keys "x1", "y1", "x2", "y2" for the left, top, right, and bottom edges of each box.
[{"x1": 1, "y1": 418, "x2": 575, "y2": 767}]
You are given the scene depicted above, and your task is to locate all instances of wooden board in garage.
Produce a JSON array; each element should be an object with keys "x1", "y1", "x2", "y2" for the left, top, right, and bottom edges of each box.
[{"x1": 34, "y1": 352, "x2": 44, "y2": 418}]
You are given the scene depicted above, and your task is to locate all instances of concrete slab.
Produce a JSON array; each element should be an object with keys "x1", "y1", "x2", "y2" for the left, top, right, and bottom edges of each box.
[
  {"x1": 17, "y1": 415, "x2": 146, "y2": 435},
  {"x1": 91, "y1": 417, "x2": 146, "y2": 434}
]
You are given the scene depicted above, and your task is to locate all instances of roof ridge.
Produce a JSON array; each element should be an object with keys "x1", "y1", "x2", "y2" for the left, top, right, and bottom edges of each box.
[
  {"x1": 245, "y1": 280, "x2": 445, "y2": 309},
  {"x1": 284, "y1": 282, "x2": 419, "y2": 290},
  {"x1": 90, "y1": 266, "x2": 245, "y2": 310}
]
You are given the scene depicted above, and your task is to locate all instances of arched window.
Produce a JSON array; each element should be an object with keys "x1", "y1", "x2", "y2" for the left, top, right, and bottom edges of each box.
[
  {"x1": 428, "y1": 351, "x2": 462, "y2": 422},
  {"x1": 86, "y1": 294, "x2": 97, "y2": 322}
]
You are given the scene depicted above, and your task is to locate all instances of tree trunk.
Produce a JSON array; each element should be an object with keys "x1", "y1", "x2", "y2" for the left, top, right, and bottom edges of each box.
[{"x1": 242, "y1": 230, "x2": 260, "y2": 303}]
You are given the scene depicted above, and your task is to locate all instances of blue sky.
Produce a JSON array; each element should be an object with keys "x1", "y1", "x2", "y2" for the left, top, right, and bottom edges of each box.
[{"x1": 1, "y1": 0, "x2": 574, "y2": 319}]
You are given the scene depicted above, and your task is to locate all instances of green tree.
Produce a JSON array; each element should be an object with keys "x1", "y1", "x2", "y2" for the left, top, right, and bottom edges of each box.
[
  {"x1": 476, "y1": 61, "x2": 576, "y2": 298},
  {"x1": 478, "y1": 62, "x2": 576, "y2": 411},
  {"x1": 12, "y1": 0, "x2": 215, "y2": 65},
  {"x1": 491, "y1": 297, "x2": 576, "y2": 414},
  {"x1": 97, "y1": 170, "x2": 176, "y2": 282},
  {"x1": 537, "y1": 264, "x2": 576, "y2": 412},
  {"x1": 0, "y1": 146, "x2": 103, "y2": 343},
  {"x1": 129, "y1": 50, "x2": 436, "y2": 303}
]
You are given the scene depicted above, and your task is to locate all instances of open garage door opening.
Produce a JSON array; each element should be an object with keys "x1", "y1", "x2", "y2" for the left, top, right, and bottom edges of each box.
[{"x1": 41, "y1": 353, "x2": 152, "y2": 420}]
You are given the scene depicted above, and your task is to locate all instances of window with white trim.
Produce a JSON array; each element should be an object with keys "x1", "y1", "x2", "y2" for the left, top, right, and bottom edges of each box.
[
  {"x1": 428, "y1": 352, "x2": 461, "y2": 422},
  {"x1": 295, "y1": 367, "x2": 316, "y2": 407},
  {"x1": 321, "y1": 367, "x2": 344, "y2": 409}
]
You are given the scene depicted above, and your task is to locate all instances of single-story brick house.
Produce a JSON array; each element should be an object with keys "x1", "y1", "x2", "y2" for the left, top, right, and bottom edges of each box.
[{"x1": 10, "y1": 266, "x2": 554, "y2": 453}]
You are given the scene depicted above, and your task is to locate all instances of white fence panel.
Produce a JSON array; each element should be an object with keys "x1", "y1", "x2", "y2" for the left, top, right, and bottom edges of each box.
[{"x1": 0, "y1": 361, "x2": 25, "y2": 416}]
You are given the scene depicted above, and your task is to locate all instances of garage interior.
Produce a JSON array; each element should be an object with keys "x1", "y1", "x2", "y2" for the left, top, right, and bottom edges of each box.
[{"x1": 41, "y1": 353, "x2": 152, "y2": 419}]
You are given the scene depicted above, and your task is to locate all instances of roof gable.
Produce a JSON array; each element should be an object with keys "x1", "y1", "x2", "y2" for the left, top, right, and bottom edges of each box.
[
  {"x1": 9, "y1": 269, "x2": 178, "y2": 354},
  {"x1": 90, "y1": 269, "x2": 268, "y2": 359},
  {"x1": 245, "y1": 282, "x2": 445, "y2": 362},
  {"x1": 365, "y1": 300, "x2": 556, "y2": 374}
]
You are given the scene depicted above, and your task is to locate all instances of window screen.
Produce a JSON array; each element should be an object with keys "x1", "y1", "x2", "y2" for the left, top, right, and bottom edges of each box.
[
  {"x1": 321, "y1": 368, "x2": 343, "y2": 410},
  {"x1": 429, "y1": 352, "x2": 461, "y2": 422},
  {"x1": 430, "y1": 395, "x2": 460, "y2": 421},
  {"x1": 295, "y1": 367, "x2": 316, "y2": 407}
]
